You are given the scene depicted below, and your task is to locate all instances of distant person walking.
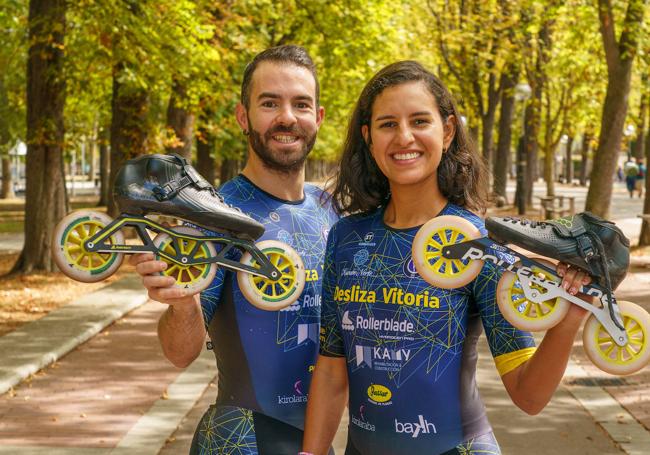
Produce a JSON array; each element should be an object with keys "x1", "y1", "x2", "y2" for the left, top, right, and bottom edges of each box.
[
  {"x1": 624, "y1": 158, "x2": 639, "y2": 198},
  {"x1": 636, "y1": 158, "x2": 646, "y2": 199}
]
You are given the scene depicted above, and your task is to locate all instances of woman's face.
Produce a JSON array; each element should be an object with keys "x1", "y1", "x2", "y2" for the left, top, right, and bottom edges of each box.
[{"x1": 362, "y1": 81, "x2": 455, "y2": 189}]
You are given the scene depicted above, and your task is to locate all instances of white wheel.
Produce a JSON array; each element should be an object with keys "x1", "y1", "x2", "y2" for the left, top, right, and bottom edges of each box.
[
  {"x1": 583, "y1": 300, "x2": 650, "y2": 375},
  {"x1": 237, "y1": 240, "x2": 305, "y2": 311},
  {"x1": 153, "y1": 226, "x2": 217, "y2": 294},
  {"x1": 412, "y1": 215, "x2": 483, "y2": 289},
  {"x1": 496, "y1": 258, "x2": 571, "y2": 331},
  {"x1": 52, "y1": 210, "x2": 124, "y2": 282}
]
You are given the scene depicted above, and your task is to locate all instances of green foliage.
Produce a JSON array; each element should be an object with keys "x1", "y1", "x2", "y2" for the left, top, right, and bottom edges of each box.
[
  {"x1": 2, "y1": 0, "x2": 649, "y2": 173},
  {"x1": 0, "y1": 0, "x2": 28, "y2": 155}
]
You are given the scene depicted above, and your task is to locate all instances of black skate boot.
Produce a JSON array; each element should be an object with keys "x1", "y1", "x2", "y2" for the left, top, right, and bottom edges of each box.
[
  {"x1": 113, "y1": 153, "x2": 264, "y2": 240},
  {"x1": 486, "y1": 212, "x2": 630, "y2": 292}
]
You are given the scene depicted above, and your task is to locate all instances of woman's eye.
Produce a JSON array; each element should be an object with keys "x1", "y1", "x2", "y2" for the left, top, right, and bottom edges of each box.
[
  {"x1": 414, "y1": 118, "x2": 430, "y2": 126},
  {"x1": 379, "y1": 121, "x2": 396, "y2": 128}
]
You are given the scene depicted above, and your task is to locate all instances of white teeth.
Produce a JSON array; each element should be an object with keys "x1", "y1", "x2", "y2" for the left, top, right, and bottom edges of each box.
[
  {"x1": 393, "y1": 152, "x2": 419, "y2": 160},
  {"x1": 273, "y1": 135, "x2": 297, "y2": 143}
]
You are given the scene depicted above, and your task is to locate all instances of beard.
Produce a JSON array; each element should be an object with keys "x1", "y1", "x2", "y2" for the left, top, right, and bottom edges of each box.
[{"x1": 248, "y1": 120, "x2": 317, "y2": 174}]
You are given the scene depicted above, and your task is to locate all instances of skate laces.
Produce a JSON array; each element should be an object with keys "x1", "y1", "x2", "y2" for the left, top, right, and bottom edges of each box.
[{"x1": 504, "y1": 217, "x2": 548, "y2": 229}]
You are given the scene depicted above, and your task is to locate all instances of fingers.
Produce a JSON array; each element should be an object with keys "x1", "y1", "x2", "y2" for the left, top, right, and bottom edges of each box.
[
  {"x1": 129, "y1": 253, "x2": 155, "y2": 267},
  {"x1": 135, "y1": 259, "x2": 168, "y2": 277},
  {"x1": 556, "y1": 261, "x2": 592, "y2": 296},
  {"x1": 148, "y1": 286, "x2": 190, "y2": 303}
]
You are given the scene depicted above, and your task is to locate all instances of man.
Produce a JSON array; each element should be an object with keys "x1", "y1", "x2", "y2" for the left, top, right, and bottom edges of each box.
[
  {"x1": 624, "y1": 157, "x2": 639, "y2": 198},
  {"x1": 131, "y1": 45, "x2": 338, "y2": 454}
]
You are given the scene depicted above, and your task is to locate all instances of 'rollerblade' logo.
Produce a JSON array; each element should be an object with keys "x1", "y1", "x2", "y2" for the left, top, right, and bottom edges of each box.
[
  {"x1": 269, "y1": 211, "x2": 281, "y2": 222},
  {"x1": 342, "y1": 311, "x2": 355, "y2": 331},
  {"x1": 354, "y1": 249, "x2": 369, "y2": 267}
]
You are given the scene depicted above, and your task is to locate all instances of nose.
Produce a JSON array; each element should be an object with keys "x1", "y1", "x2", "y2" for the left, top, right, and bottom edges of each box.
[
  {"x1": 395, "y1": 123, "x2": 414, "y2": 145},
  {"x1": 276, "y1": 105, "x2": 297, "y2": 126}
]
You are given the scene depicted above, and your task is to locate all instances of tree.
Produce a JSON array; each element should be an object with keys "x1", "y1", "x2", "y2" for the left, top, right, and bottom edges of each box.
[
  {"x1": 585, "y1": 0, "x2": 646, "y2": 217},
  {"x1": 12, "y1": 0, "x2": 67, "y2": 274}
]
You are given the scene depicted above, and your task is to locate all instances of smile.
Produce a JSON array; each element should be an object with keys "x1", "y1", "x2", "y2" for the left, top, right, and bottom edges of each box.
[
  {"x1": 392, "y1": 152, "x2": 421, "y2": 161},
  {"x1": 272, "y1": 134, "x2": 299, "y2": 144}
]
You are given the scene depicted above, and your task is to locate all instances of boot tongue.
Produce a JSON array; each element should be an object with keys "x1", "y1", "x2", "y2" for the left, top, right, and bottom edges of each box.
[{"x1": 548, "y1": 214, "x2": 587, "y2": 238}]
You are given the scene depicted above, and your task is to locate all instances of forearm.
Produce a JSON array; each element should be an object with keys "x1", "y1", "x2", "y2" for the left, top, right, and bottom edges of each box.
[
  {"x1": 303, "y1": 355, "x2": 348, "y2": 454},
  {"x1": 157, "y1": 294, "x2": 206, "y2": 368},
  {"x1": 507, "y1": 317, "x2": 582, "y2": 414}
]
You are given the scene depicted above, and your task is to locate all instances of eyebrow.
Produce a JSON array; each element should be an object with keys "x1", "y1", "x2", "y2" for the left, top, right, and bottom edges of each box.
[
  {"x1": 257, "y1": 92, "x2": 314, "y2": 103},
  {"x1": 375, "y1": 111, "x2": 432, "y2": 121}
]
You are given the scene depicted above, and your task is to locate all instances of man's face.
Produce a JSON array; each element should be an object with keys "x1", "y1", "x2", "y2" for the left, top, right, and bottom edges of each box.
[{"x1": 237, "y1": 61, "x2": 324, "y2": 173}]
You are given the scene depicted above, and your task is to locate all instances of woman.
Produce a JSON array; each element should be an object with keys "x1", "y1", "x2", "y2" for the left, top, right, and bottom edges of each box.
[{"x1": 302, "y1": 61, "x2": 589, "y2": 455}]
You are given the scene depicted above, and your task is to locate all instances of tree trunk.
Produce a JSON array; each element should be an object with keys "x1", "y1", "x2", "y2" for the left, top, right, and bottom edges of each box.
[
  {"x1": 108, "y1": 63, "x2": 149, "y2": 217},
  {"x1": 196, "y1": 127, "x2": 215, "y2": 185},
  {"x1": 565, "y1": 136, "x2": 574, "y2": 184},
  {"x1": 524, "y1": 91, "x2": 541, "y2": 207},
  {"x1": 166, "y1": 79, "x2": 194, "y2": 161},
  {"x1": 585, "y1": 0, "x2": 644, "y2": 217},
  {"x1": 481, "y1": 82, "x2": 500, "y2": 168},
  {"x1": 640, "y1": 125, "x2": 650, "y2": 246},
  {"x1": 219, "y1": 158, "x2": 241, "y2": 184},
  {"x1": 12, "y1": 0, "x2": 67, "y2": 274},
  {"x1": 493, "y1": 67, "x2": 518, "y2": 202},
  {"x1": 1, "y1": 157, "x2": 14, "y2": 198},
  {"x1": 98, "y1": 126, "x2": 110, "y2": 207},
  {"x1": 633, "y1": 74, "x2": 648, "y2": 160},
  {"x1": 580, "y1": 133, "x2": 591, "y2": 186}
]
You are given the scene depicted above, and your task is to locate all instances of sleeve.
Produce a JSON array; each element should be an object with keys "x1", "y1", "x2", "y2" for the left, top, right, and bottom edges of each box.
[
  {"x1": 471, "y1": 256, "x2": 536, "y2": 377},
  {"x1": 319, "y1": 224, "x2": 345, "y2": 357}
]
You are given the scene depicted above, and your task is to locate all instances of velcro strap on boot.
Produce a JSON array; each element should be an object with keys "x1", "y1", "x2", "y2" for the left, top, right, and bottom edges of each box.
[{"x1": 153, "y1": 175, "x2": 193, "y2": 201}]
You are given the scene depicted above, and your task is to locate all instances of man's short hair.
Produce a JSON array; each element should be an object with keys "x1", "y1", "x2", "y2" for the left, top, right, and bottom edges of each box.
[{"x1": 240, "y1": 45, "x2": 320, "y2": 108}]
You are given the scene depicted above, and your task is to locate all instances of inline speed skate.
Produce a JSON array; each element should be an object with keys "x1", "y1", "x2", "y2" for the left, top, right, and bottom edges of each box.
[
  {"x1": 412, "y1": 212, "x2": 650, "y2": 375},
  {"x1": 52, "y1": 153, "x2": 305, "y2": 311}
]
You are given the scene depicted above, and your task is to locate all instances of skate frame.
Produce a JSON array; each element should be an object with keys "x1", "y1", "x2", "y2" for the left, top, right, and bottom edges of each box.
[
  {"x1": 82, "y1": 214, "x2": 282, "y2": 281},
  {"x1": 442, "y1": 237, "x2": 629, "y2": 347}
]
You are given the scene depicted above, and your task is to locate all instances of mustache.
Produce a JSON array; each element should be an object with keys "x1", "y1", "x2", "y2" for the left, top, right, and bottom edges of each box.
[{"x1": 265, "y1": 125, "x2": 305, "y2": 137}]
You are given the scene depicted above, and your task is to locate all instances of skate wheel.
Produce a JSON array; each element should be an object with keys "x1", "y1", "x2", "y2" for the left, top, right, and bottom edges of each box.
[
  {"x1": 52, "y1": 210, "x2": 124, "y2": 282},
  {"x1": 153, "y1": 226, "x2": 217, "y2": 294},
  {"x1": 237, "y1": 240, "x2": 305, "y2": 311},
  {"x1": 496, "y1": 258, "x2": 570, "y2": 331},
  {"x1": 583, "y1": 301, "x2": 650, "y2": 375},
  {"x1": 412, "y1": 215, "x2": 483, "y2": 289}
]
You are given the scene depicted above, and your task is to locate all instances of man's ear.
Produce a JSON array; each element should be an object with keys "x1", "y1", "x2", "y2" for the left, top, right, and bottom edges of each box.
[
  {"x1": 443, "y1": 115, "x2": 457, "y2": 150},
  {"x1": 316, "y1": 105, "x2": 325, "y2": 129},
  {"x1": 235, "y1": 103, "x2": 249, "y2": 132}
]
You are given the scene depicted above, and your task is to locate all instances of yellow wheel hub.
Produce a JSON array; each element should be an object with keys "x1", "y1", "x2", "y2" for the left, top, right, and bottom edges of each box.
[
  {"x1": 250, "y1": 248, "x2": 297, "y2": 302},
  {"x1": 422, "y1": 227, "x2": 472, "y2": 278},
  {"x1": 593, "y1": 314, "x2": 647, "y2": 365},
  {"x1": 63, "y1": 219, "x2": 116, "y2": 272},
  {"x1": 506, "y1": 266, "x2": 561, "y2": 321},
  {"x1": 160, "y1": 237, "x2": 212, "y2": 286}
]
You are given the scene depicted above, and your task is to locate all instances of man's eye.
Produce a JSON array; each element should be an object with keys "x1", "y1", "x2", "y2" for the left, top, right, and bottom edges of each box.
[
  {"x1": 262, "y1": 101, "x2": 276, "y2": 108},
  {"x1": 296, "y1": 102, "x2": 310, "y2": 109}
]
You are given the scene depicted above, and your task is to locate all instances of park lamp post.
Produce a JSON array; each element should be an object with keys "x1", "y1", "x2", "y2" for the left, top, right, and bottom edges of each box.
[{"x1": 514, "y1": 82, "x2": 532, "y2": 215}]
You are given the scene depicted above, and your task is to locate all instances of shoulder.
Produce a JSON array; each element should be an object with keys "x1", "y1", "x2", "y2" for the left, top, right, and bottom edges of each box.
[{"x1": 218, "y1": 175, "x2": 255, "y2": 203}]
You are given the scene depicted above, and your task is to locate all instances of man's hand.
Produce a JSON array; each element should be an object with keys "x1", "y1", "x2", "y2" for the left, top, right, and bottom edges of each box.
[{"x1": 129, "y1": 253, "x2": 197, "y2": 308}]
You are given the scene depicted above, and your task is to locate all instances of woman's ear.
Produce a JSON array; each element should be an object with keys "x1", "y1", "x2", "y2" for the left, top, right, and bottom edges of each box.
[
  {"x1": 361, "y1": 124, "x2": 371, "y2": 148},
  {"x1": 443, "y1": 115, "x2": 457, "y2": 151}
]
